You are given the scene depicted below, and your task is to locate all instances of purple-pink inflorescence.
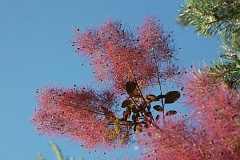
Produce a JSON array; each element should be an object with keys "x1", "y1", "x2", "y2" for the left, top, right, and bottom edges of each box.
[
  {"x1": 136, "y1": 68, "x2": 240, "y2": 160},
  {"x1": 31, "y1": 86, "x2": 121, "y2": 149},
  {"x1": 184, "y1": 69, "x2": 240, "y2": 159},
  {"x1": 74, "y1": 16, "x2": 179, "y2": 94}
]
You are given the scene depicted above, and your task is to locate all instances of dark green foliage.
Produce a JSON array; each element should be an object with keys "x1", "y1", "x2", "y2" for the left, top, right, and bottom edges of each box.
[
  {"x1": 178, "y1": 0, "x2": 240, "y2": 50},
  {"x1": 207, "y1": 52, "x2": 240, "y2": 89},
  {"x1": 178, "y1": 0, "x2": 240, "y2": 90}
]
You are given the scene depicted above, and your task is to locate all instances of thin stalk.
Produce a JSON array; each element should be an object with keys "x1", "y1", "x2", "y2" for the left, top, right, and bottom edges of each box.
[{"x1": 151, "y1": 49, "x2": 165, "y2": 123}]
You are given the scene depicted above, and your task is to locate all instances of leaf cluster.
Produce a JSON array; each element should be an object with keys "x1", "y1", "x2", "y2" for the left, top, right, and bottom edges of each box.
[
  {"x1": 101, "y1": 81, "x2": 180, "y2": 146},
  {"x1": 116, "y1": 81, "x2": 180, "y2": 136}
]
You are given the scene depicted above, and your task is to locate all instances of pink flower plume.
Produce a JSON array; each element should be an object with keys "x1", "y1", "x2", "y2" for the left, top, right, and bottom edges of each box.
[
  {"x1": 136, "y1": 69, "x2": 240, "y2": 159},
  {"x1": 183, "y1": 69, "x2": 240, "y2": 159},
  {"x1": 74, "y1": 16, "x2": 180, "y2": 93},
  {"x1": 31, "y1": 86, "x2": 120, "y2": 149}
]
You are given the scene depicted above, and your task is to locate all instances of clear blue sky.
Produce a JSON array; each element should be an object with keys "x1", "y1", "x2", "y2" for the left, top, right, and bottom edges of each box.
[{"x1": 0, "y1": 0, "x2": 219, "y2": 159}]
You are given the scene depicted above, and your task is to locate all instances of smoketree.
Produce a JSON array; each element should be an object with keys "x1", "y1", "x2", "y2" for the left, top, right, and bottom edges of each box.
[
  {"x1": 31, "y1": 16, "x2": 182, "y2": 154},
  {"x1": 31, "y1": 1, "x2": 240, "y2": 158}
]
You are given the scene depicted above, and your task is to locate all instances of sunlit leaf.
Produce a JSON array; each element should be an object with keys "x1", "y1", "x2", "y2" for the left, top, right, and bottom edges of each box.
[
  {"x1": 165, "y1": 91, "x2": 180, "y2": 104},
  {"x1": 109, "y1": 129, "x2": 116, "y2": 140},
  {"x1": 153, "y1": 105, "x2": 163, "y2": 112},
  {"x1": 121, "y1": 99, "x2": 134, "y2": 108},
  {"x1": 132, "y1": 88, "x2": 142, "y2": 97},
  {"x1": 166, "y1": 110, "x2": 177, "y2": 116},
  {"x1": 121, "y1": 131, "x2": 129, "y2": 147},
  {"x1": 114, "y1": 118, "x2": 120, "y2": 134},
  {"x1": 146, "y1": 94, "x2": 157, "y2": 101}
]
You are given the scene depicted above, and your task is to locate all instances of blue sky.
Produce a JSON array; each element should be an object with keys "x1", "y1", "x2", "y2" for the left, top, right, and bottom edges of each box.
[{"x1": 0, "y1": 0, "x2": 219, "y2": 159}]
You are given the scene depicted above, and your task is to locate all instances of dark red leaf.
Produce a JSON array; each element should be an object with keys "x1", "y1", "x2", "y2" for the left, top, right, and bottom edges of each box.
[
  {"x1": 126, "y1": 81, "x2": 137, "y2": 94},
  {"x1": 121, "y1": 99, "x2": 134, "y2": 108},
  {"x1": 156, "y1": 114, "x2": 160, "y2": 121},
  {"x1": 166, "y1": 110, "x2": 177, "y2": 116},
  {"x1": 153, "y1": 105, "x2": 163, "y2": 112},
  {"x1": 146, "y1": 94, "x2": 157, "y2": 101},
  {"x1": 165, "y1": 91, "x2": 180, "y2": 104}
]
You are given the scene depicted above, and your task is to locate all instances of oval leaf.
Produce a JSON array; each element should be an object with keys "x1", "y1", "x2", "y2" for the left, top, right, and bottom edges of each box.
[
  {"x1": 156, "y1": 94, "x2": 165, "y2": 100},
  {"x1": 121, "y1": 131, "x2": 129, "y2": 147},
  {"x1": 131, "y1": 88, "x2": 142, "y2": 97},
  {"x1": 126, "y1": 81, "x2": 137, "y2": 94},
  {"x1": 146, "y1": 94, "x2": 157, "y2": 101},
  {"x1": 126, "y1": 81, "x2": 141, "y2": 97},
  {"x1": 153, "y1": 105, "x2": 163, "y2": 112},
  {"x1": 166, "y1": 110, "x2": 177, "y2": 116},
  {"x1": 121, "y1": 99, "x2": 134, "y2": 108},
  {"x1": 165, "y1": 91, "x2": 180, "y2": 104},
  {"x1": 109, "y1": 129, "x2": 117, "y2": 140}
]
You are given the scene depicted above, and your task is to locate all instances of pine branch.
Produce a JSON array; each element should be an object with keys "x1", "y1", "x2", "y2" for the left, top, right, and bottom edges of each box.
[
  {"x1": 37, "y1": 142, "x2": 83, "y2": 160},
  {"x1": 37, "y1": 153, "x2": 46, "y2": 160},
  {"x1": 205, "y1": 50, "x2": 240, "y2": 90},
  {"x1": 177, "y1": 0, "x2": 240, "y2": 51},
  {"x1": 50, "y1": 141, "x2": 64, "y2": 160}
]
